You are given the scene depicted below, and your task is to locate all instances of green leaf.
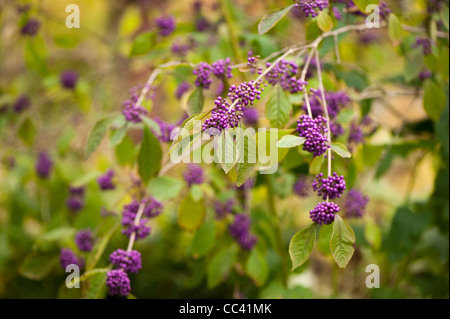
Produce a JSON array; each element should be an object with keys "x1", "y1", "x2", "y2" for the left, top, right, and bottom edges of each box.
[
  {"x1": 277, "y1": 135, "x2": 306, "y2": 148},
  {"x1": 187, "y1": 87, "x2": 205, "y2": 116},
  {"x1": 115, "y1": 134, "x2": 136, "y2": 166},
  {"x1": 352, "y1": 0, "x2": 373, "y2": 11},
  {"x1": 20, "y1": 252, "x2": 59, "y2": 281},
  {"x1": 138, "y1": 126, "x2": 162, "y2": 184},
  {"x1": 216, "y1": 130, "x2": 238, "y2": 173},
  {"x1": 190, "y1": 184, "x2": 203, "y2": 202},
  {"x1": 129, "y1": 31, "x2": 156, "y2": 56},
  {"x1": 207, "y1": 245, "x2": 237, "y2": 288},
  {"x1": 265, "y1": 84, "x2": 292, "y2": 128},
  {"x1": 235, "y1": 129, "x2": 257, "y2": 187},
  {"x1": 289, "y1": 223, "x2": 317, "y2": 270},
  {"x1": 330, "y1": 215, "x2": 356, "y2": 268},
  {"x1": 109, "y1": 124, "x2": 128, "y2": 147},
  {"x1": 81, "y1": 269, "x2": 109, "y2": 299},
  {"x1": 71, "y1": 171, "x2": 102, "y2": 188},
  {"x1": 331, "y1": 142, "x2": 351, "y2": 158},
  {"x1": 246, "y1": 249, "x2": 269, "y2": 287},
  {"x1": 178, "y1": 193, "x2": 205, "y2": 231},
  {"x1": 258, "y1": 5, "x2": 295, "y2": 35},
  {"x1": 57, "y1": 129, "x2": 75, "y2": 155},
  {"x1": 317, "y1": 225, "x2": 333, "y2": 256},
  {"x1": 141, "y1": 116, "x2": 162, "y2": 137},
  {"x1": 147, "y1": 176, "x2": 183, "y2": 201},
  {"x1": 309, "y1": 155, "x2": 324, "y2": 174},
  {"x1": 316, "y1": 11, "x2": 333, "y2": 32},
  {"x1": 191, "y1": 222, "x2": 216, "y2": 258},
  {"x1": 18, "y1": 117, "x2": 36, "y2": 146},
  {"x1": 35, "y1": 227, "x2": 76, "y2": 245},
  {"x1": 388, "y1": 14, "x2": 404, "y2": 46},
  {"x1": 442, "y1": 5, "x2": 449, "y2": 31},
  {"x1": 84, "y1": 115, "x2": 115, "y2": 159},
  {"x1": 365, "y1": 218, "x2": 382, "y2": 250},
  {"x1": 423, "y1": 79, "x2": 446, "y2": 122}
]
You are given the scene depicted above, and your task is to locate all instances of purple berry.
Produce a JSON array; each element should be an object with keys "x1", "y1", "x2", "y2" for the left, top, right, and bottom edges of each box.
[
  {"x1": 75, "y1": 229, "x2": 94, "y2": 252},
  {"x1": 309, "y1": 202, "x2": 340, "y2": 225},
  {"x1": 183, "y1": 164, "x2": 204, "y2": 187},
  {"x1": 296, "y1": 115, "x2": 329, "y2": 157},
  {"x1": 35, "y1": 152, "x2": 53, "y2": 179},
  {"x1": 60, "y1": 70, "x2": 78, "y2": 89},
  {"x1": 344, "y1": 189, "x2": 368, "y2": 218},
  {"x1": 106, "y1": 269, "x2": 131, "y2": 296},
  {"x1": 110, "y1": 249, "x2": 142, "y2": 274},
  {"x1": 312, "y1": 172, "x2": 346, "y2": 200}
]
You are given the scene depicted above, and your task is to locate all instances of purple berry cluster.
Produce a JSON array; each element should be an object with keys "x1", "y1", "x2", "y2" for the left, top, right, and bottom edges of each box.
[
  {"x1": 296, "y1": 114, "x2": 329, "y2": 157},
  {"x1": 60, "y1": 70, "x2": 78, "y2": 90},
  {"x1": 293, "y1": 176, "x2": 309, "y2": 197},
  {"x1": 97, "y1": 169, "x2": 115, "y2": 191},
  {"x1": 348, "y1": 115, "x2": 377, "y2": 148},
  {"x1": 35, "y1": 152, "x2": 53, "y2": 179},
  {"x1": 305, "y1": 90, "x2": 351, "y2": 119},
  {"x1": 106, "y1": 269, "x2": 131, "y2": 296},
  {"x1": 264, "y1": 59, "x2": 307, "y2": 93},
  {"x1": 242, "y1": 107, "x2": 259, "y2": 126},
  {"x1": 75, "y1": 229, "x2": 94, "y2": 252},
  {"x1": 309, "y1": 202, "x2": 340, "y2": 225},
  {"x1": 211, "y1": 58, "x2": 233, "y2": 80},
  {"x1": 107, "y1": 196, "x2": 163, "y2": 296},
  {"x1": 122, "y1": 85, "x2": 149, "y2": 123},
  {"x1": 247, "y1": 51, "x2": 262, "y2": 74},
  {"x1": 344, "y1": 189, "x2": 369, "y2": 218},
  {"x1": 155, "y1": 15, "x2": 176, "y2": 37},
  {"x1": 193, "y1": 58, "x2": 233, "y2": 89},
  {"x1": 379, "y1": 1, "x2": 392, "y2": 20},
  {"x1": 153, "y1": 118, "x2": 177, "y2": 143},
  {"x1": 203, "y1": 81, "x2": 262, "y2": 133},
  {"x1": 110, "y1": 249, "x2": 142, "y2": 273},
  {"x1": 60, "y1": 248, "x2": 84, "y2": 270},
  {"x1": 21, "y1": 18, "x2": 40, "y2": 36},
  {"x1": 171, "y1": 43, "x2": 190, "y2": 57},
  {"x1": 412, "y1": 37, "x2": 433, "y2": 55},
  {"x1": 121, "y1": 197, "x2": 163, "y2": 239},
  {"x1": 67, "y1": 186, "x2": 85, "y2": 213},
  {"x1": 183, "y1": 163, "x2": 204, "y2": 187},
  {"x1": 229, "y1": 214, "x2": 257, "y2": 250},
  {"x1": 214, "y1": 198, "x2": 234, "y2": 220},
  {"x1": 193, "y1": 62, "x2": 213, "y2": 88},
  {"x1": 312, "y1": 172, "x2": 346, "y2": 200},
  {"x1": 294, "y1": 0, "x2": 329, "y2": 18},
  {"x1": 13, "y1": 94, "x2": 31, "y2": 113}
]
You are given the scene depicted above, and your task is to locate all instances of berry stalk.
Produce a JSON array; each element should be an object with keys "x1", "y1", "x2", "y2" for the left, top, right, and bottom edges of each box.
[{"x1": 126, "y1": 202, "x2": 146, "y2": 252}]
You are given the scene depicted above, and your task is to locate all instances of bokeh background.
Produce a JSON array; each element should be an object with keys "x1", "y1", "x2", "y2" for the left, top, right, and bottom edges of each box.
[{"x1": 0, "y1": 0, "x2": 448, "y2": 299}]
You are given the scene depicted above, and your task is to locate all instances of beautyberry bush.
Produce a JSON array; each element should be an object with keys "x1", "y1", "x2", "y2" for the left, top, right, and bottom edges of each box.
[{"x1": 0, "y1": 0, "x2": 448, "y2": 300}]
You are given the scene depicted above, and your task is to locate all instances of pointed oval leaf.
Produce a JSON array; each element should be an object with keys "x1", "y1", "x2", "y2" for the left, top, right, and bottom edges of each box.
[
  {"x1": 258, "y1": 5, "x2": 295, "y2": 35},
  {"x1": 246, "y1": 249, "x2": 269, "y2": 287},
  {"x1": 330, "y1": 215, "x2": 356, "y2": 268},
  {"x1": 331, "y1": 142, "x2": 352, "y2": 158},
  {"x1": 317, "y1": 11, "x2": 333, "y2": 32},
  {"x1": 85, "y1": 115, "x2": 115, "y2": 159},
  {"x1": 266, "y1": 84, "x2": 292, "y2": 128},
  {"x1": 277, "y1": 135, "x2": 306, "y2": 148},
  {"x1": 309, "y1": 155, "x2": 324, "y2": 174},
  {"x1": 187, "y1": 87, "x2": 205, "y2": 116},
  {"x1": 138, "y1": 126, "x2": 162, "y2": 184},
  {"x1": 178, "y1": 193, "x2": 205, "y2": 231},
  {"x1": 289, "y1": 223, "x2": 317, "y2": 271},
  {"x1": 388, "y1": 14, "x2": 404, "y2": 46}
]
